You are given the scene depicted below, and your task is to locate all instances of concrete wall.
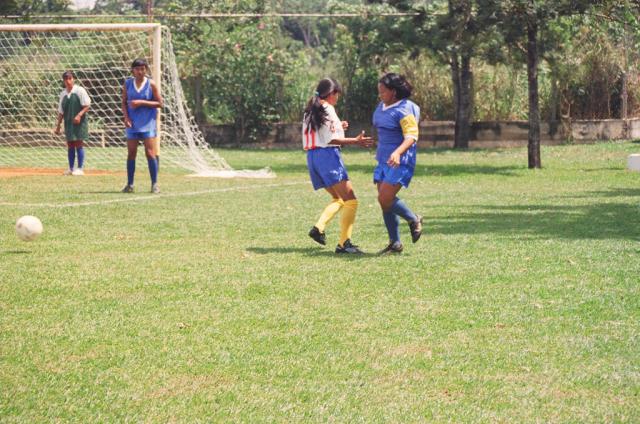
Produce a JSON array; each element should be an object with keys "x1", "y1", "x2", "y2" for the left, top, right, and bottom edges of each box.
[{"x1": 200, "y1": 118, "x2": 640, "y2": 148}]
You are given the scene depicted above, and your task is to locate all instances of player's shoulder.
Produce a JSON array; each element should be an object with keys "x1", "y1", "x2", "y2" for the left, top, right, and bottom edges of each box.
[{"x1": 398, "y1": 99, "x2": 420, "y2": 116}]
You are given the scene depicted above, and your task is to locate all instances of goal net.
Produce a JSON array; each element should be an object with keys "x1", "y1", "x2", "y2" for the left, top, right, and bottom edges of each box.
[{"x1": 0, "y1": 23, "x2": 274, "y2": 178}]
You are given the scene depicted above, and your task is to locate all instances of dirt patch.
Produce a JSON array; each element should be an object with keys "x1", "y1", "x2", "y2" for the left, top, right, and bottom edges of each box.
[{"x1": 0, "y1": 168, "x2": 120, "y2": 177}]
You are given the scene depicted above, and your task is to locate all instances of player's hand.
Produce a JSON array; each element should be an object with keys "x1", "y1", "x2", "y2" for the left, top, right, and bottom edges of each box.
[
  {"x1": 355, "y1": 131, "x2": 374, "y2": 148},
  {"x1": 387, "y1": 151, "x2": 401, "y2": 167},
  {"x1": 54, "y1": 127, "x2": 61, "y2": 135},
  {"x1": 130, "y1": 100, "x2": 143, "y2": 109},
  {"x1": 124, "y1": 118, "x2": 132, "y2": 128},
  {"x1": 73, "y1": 115, "x2": 81, "y2": 125},
  {"x1": 341, "y1": 120, "x2": 349, "y2": 130}
]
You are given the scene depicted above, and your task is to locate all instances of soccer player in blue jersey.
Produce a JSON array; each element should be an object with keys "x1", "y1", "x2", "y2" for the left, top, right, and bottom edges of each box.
[
  {"x1": 55, "y1": 70, "x2": 90, "y2": 176},
  {"x1": 121, "y1": 58, "x2": 163, "y2": 194},
  {"x1": 303, "y1": 78, "x2": 374, "y2": 254},
  {"x1": 373, "y1": 73, "x2": 423, "y2": 254}
]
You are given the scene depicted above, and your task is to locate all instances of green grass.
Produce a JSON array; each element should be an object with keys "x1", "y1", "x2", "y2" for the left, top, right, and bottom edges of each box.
[{"x1": 1, "y1": 142, "x2": 639, "y2": 422}]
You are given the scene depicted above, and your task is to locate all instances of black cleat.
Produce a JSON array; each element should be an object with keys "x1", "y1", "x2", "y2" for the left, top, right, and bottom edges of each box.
[
  {"x1": 409, "y1": 215, "x2": 423, "y2": 243},
  {"x1": 308, "y1": 226, "x2": 326, "y2": 245},
  {"x1": 335, "y1": 239, "x2": 363, "y2": 254},
  {"x1": 377, "y1": 241, "x2": 404, "y2": 255}
]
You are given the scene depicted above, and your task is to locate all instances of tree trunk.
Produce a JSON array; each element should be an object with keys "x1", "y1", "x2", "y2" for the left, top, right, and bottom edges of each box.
[
  {"x1": 192, "y1": 75, "x2": 205, "y2": 124},
  {"x1": 527, "y1": 16, "x2": 541, "y2": 169},
  {"x1": 451, "y1": 53, "x2": 472, "y2": 149}
]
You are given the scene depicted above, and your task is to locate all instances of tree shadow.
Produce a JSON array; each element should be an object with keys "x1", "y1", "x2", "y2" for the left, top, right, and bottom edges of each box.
[
  {"x1": 1, "y1": 250, "x2": 31, "y2": 255},
  {"x1": 429, "y1": 200, "x2": 640, "y2": 240},
  {"x1": 268, "y1": 162, "x2": 521, "y2": 177},
  {"x1": 560, "y1": 188, "x2": 640, "y2": 198}
]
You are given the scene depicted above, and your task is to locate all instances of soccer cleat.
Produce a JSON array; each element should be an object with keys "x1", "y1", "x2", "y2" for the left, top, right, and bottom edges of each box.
[
  {"x1": 335, "y1": 239, "x2": 363, "y2": 254},
  {"x1": 63, "y1": 169, "x2": 73, "y2": 176},
  {"x1": 308, "y1": 226, "x2": 326, "y2": 245},
  {"x1": 377, "y1": 241, "x2": 404, "y2": 255},
  {"x1": 121, "y1": 184, "x2": 134, "y2": 193},
  {"x1": 409, "y1": 215, "x2": 423, "y2": 243},
  {"x1": 151, "y1": 183, "x2": 160, "y2": 194},
  {"x1": 71, "y1": 168, "x2": 84, "y2": 176}
]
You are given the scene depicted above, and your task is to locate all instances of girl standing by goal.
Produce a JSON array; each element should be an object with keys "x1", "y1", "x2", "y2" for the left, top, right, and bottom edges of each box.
[
  {"x1": 303, "y1": 78, "x2": 374, "y2": 254},
  {"x1": 55, "y1": 70, "x2": 90, "y2": 176},
  {"x1": 121, "y1": 58, "x2": 163, "y2": 193}
]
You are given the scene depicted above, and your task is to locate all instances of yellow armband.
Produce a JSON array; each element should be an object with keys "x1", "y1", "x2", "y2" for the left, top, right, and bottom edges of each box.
[{"x1": 400, "y1": 115, "x2": 419, "y2": 140}]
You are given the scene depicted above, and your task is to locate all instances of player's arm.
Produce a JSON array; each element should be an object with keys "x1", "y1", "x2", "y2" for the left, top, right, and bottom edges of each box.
[
  {"x1": 326, "y1": 107, "x2": 374, "y2": 148},
  {"x1": 55, "y1": 112, "x2": 63, "y2": 135},
  {"x1": 330, "y1": 131, "x2": 374, "y2": 148},
  {"x1": 73, "y1": 88, "x2": 91, "y2": 125},
  {"x1": 387, "y1": 114, "x2": 419, "y2": 167},
  {"x1": 130, "y1": 80, "x2": 164, "y2": 109},
  {"x1": 122, "y1": 84, "x2": 132, "y2": 128},
  {"x1": 73, "y1": 105, "x2": 90, "y2": 125},
  {"x1": 54, "y1": 95, "x2": 64, "y2": 134}
]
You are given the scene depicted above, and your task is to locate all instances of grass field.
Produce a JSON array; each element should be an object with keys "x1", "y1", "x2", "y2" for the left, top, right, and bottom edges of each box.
[{"x1": 1, "y1": 142, "x2": 639, "y2": 422}]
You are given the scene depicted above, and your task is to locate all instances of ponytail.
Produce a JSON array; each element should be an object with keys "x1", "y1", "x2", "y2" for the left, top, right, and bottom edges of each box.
[{"x1": 303, "y1": 78, "x2": 342, "y2": 131}]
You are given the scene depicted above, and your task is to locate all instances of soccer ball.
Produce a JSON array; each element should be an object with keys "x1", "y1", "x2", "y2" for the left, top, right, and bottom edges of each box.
[{"x1": 15, "y1": 215, "x2": 43, "y2": 241}]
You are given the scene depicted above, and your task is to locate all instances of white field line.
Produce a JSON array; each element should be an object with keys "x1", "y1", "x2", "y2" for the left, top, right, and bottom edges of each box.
[{"x1": 0, "y1": 181, "x2": 308, "y2": 209}]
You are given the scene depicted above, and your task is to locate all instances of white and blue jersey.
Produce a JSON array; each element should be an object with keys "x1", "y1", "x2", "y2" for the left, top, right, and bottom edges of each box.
[
  {"x1": 372, "y1": 99, "x2": 420, "y2": 167},
  {"x1": 303, "y1": 103, "x2": 349, "y2": 190},
  {"x1": 125, "y1": 77, "x2": 157, "y2": 138}
]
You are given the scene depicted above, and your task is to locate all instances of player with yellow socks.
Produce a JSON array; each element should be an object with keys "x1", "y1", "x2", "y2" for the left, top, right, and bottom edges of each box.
[{"x1": 303, "y1": 78, "x2": 374, "y2": 254}]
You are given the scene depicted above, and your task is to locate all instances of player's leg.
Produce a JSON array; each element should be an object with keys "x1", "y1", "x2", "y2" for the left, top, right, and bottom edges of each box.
[
  {"x1": 307, "y1": 149, "x2": 339, "y2": 245},
  {"x1": 376, "y1": 164, "x2": 423, "y2": 251},
  {"x1": 330, "y1": 180, "x2": 360, "y2": 250},
  {"x1": 144, "y1": 137, "x2": 159, "y2": 193},
  {"x1": 378, "y1": 181, "x2": 403, "y2": 248},
  {"x1": 123, "y1": 138, "x2": 138, "y2": 192},
  {"x1": 73, "y1": 141, "x2": 85, "y2": 175},
  {"x1": 312, "y1": 185, "x2": 344, "y2": 239},
  {"x1": 65, "y1": 141, "x2": 75, "y2": 175}
]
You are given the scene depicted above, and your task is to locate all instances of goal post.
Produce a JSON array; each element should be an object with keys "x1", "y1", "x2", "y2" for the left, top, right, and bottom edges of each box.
[{"x1": 0, "y1": 23, "x2": 273, "y2": 178}]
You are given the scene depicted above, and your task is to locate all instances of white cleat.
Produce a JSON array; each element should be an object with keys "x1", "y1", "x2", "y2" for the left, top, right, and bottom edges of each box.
[{"x1": 71, "y1": 168, "x2": 84, "y2": 176}]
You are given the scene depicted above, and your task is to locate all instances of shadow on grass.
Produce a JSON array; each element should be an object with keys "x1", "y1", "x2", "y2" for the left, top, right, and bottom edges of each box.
[
  {"x1": 1, "y1": 250, "x2": 31, "y2": 255},
  {"x1": 561, "y1": 188, "x2": 640, "y2": 198},
  {"x1": 246, "y1": 246, "x2": 377, "y2": 258},
  {"x1": 268, "y1": 162, "x2": 521, "y2": 177},
  {"x1": 430, "y1": 200, "x2": 640, "y2": 240}
]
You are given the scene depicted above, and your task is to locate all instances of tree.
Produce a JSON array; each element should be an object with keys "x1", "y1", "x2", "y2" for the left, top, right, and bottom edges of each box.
[
  {"x1": 481, "y1": 0, "x2": 606, "y2": 168},
  {"x1": 0, "y1": 0, "x2": 69, "y2": 15}
]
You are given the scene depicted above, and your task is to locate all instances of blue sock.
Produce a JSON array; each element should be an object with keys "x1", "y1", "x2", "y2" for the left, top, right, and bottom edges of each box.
[
  {"x1": 390, "y1": 197, "x2": 417, "y2": 223},
  {"x1": 383, "y1": 210, "x2": 401, "y2": 243},
  {"x1": 147, "y1": 157, "x2": 158, "y2": 184},
  {"x1": 156, "y1": 156, "x2": 159, "y2": 171},
  {"x1": 67, "y1": 148, "x2": 75, "y2": 170},
  {"x1": 127, "y1": 159, "x2": 136, "y2": 186},
  {"x1": 76, "y1": 147, "x2": 85, "y2": 169}
]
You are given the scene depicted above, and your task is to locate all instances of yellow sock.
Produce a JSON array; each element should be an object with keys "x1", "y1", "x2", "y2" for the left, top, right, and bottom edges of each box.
[
  {"x1": 339, "y1": 199, "x2": 358, "y2": 246},
  {"x1": 315, "y1": 198, "x2": 343, "y2": 232}
]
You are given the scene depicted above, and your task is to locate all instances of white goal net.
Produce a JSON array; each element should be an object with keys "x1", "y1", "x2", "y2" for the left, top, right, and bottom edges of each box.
[{"x1": 0, "y1": 23, "x2": 273, "y2": 178}]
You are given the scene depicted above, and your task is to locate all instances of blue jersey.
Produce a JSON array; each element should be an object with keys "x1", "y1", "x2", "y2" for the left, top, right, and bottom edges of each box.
[
  {"x1": 125, "y1": 77, "x2": 157, "y2": 133},
  {"x1": 372, "y1": 99, "x2": 420, "y2": 167}
]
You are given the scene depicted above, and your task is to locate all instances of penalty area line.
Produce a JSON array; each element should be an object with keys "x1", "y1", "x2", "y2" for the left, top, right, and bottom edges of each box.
[{"x1": 0, "y1": 181, "x2": 308, "y2": 209}]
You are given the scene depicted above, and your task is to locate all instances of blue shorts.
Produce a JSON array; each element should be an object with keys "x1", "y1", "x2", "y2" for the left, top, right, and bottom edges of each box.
[
  {"x1": 306, "y1": 147, "x2": 349, "y2": 190},
  {"x1": 126, "y1": 129, "x2": 157, "y2": 140},
  {"x1": 373, "y1": 163, "x2": 414, "y2": 188}
]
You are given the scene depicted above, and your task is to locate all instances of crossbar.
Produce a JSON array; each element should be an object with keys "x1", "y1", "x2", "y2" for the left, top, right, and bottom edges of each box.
[{"x1": 0, "y1": 23, "x2": 160, "y2": 32}]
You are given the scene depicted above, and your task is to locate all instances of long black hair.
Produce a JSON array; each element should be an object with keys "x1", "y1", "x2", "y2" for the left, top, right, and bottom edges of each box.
[
  {"x1": 303, "y1": 78, "x2": 342, "y2": 132},
  {"x1": 379, "y1": 73, "x2": 413, "y2": 100}
]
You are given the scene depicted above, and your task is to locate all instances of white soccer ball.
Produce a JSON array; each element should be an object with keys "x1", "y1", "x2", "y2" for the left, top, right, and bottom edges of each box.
[{"x1": 15, "y1": 215, "x2": 43, "y2": 242}]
